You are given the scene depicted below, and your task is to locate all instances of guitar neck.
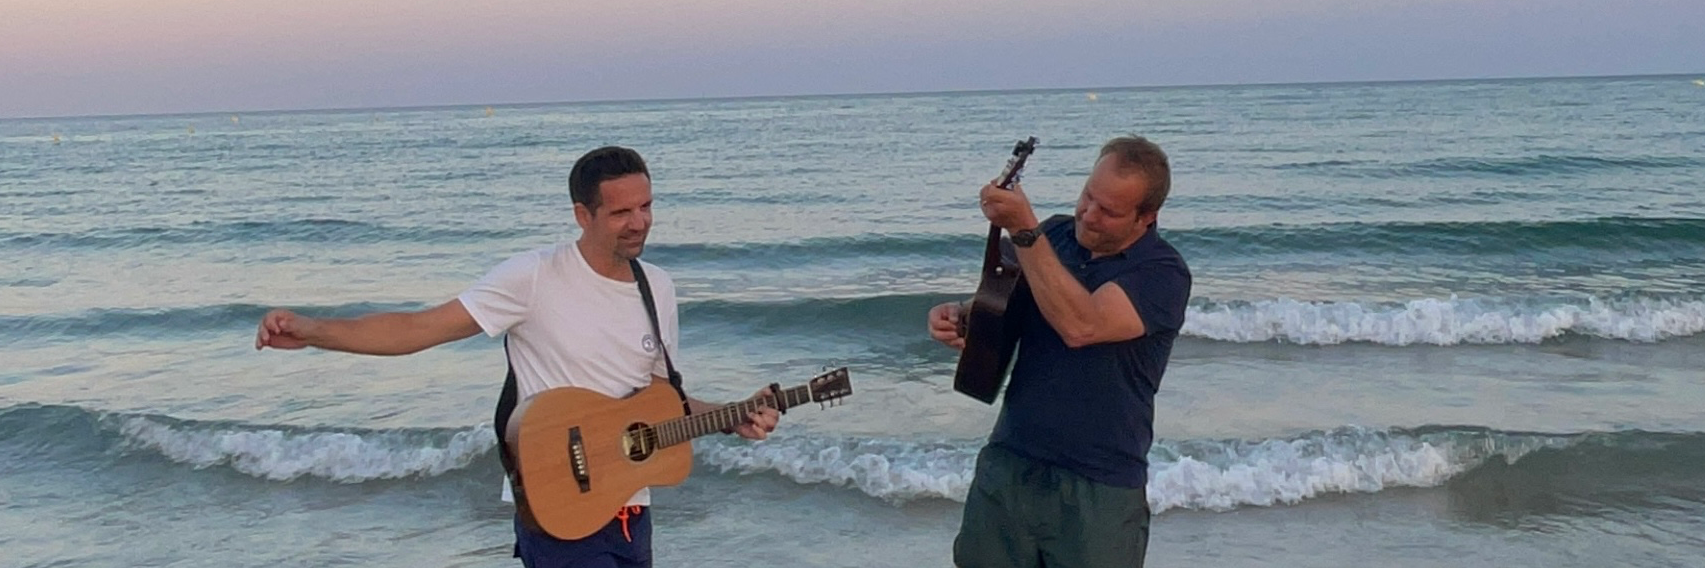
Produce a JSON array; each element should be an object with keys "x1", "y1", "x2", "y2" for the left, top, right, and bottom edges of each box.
[{"x1": 651, "y1": 384, "x2": 815, "y2": 447}]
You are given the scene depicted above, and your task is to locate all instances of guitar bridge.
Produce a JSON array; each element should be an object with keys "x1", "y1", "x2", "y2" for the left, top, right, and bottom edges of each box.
[{"x1": 569, "y1": 427, "x2": 591, "y2": 493}]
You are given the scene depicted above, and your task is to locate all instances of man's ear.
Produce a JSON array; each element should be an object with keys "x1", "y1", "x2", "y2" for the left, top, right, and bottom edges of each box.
[
  {"x1": 573, "y1": 202, "x2": 593, "y2": 228},
  {"x1": 1137, "y1": 209, "x2": 1159, "y2": 229}
]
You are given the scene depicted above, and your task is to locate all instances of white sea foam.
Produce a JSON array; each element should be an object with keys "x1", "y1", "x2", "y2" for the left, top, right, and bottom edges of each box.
[
  {"x1": 115, "y1": 417, "x2": 494, "y2": 482},
  {"x1": 1184, "y1": 295, "x2": 1705, "y2": 345},
  {"x1": 696, "y1": 427, "x2": 1569, "y2": 513}
]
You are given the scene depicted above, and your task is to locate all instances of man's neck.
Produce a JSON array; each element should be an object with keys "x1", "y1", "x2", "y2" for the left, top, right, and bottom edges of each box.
[
  {"x1": 1090, "y1": 223, "x2": 1150, "y2": 259},
  {"x1": 575, "y1": 238, "x2": 634, "y2": 282}
]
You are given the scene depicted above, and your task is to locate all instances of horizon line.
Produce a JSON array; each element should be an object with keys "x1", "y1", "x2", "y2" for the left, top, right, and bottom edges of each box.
[{"x1": 4, "y1": 70, "x2": 1700, "y2": 122}]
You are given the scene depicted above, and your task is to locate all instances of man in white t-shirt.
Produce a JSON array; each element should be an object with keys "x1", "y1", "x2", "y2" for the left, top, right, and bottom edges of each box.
[{"x1": 253, "y1": 146, "x2": 780, "y2": 568}]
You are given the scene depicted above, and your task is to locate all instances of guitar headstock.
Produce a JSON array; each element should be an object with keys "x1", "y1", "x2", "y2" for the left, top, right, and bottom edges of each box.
[
  {"x1": 807, "y1": 367, "x2": 853, "y2": 406},
  {"x1": 995, "y1": 136, "x2": 1039, "y2": 189}
]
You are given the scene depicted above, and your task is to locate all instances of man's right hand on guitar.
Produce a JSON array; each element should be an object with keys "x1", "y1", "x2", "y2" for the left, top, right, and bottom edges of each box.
[{"x1": 927, "y1": 301, "x2": 967, "y2": 351}]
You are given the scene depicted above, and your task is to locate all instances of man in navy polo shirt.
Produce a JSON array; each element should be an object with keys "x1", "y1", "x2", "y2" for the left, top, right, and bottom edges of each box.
[{"x1": 927, "y1": 135, "x2": 1192, "y2": 568}]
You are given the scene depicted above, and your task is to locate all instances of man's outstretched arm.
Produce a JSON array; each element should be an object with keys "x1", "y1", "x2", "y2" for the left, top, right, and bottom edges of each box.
[{"x1": 255, "y1": 299, "x2": 484, "y2": 356}]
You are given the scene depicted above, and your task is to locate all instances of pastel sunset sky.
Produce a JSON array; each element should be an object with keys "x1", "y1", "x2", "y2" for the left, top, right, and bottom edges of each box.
[{"x1": 2, "y1": 0, "x2": 1700, "y2": 118}]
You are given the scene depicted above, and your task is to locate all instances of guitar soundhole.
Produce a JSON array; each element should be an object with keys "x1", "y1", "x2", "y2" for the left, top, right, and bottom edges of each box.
[{"x1": 622, "y1": 423, "x2": 659, "y2": 461}]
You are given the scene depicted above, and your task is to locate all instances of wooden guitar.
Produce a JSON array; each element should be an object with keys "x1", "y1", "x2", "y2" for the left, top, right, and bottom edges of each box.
[
  {"x1": 503, "y1": 367, "x2": 853, "y2": 540},
  {"x1": 953, "y1": 137, "x2": 1038, "y2": 404}
]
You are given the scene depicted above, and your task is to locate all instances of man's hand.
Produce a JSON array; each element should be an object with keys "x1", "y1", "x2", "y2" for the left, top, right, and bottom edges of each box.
[
  {"x1": 928, "y1": 301, "x2": 967, "y2": 350},
  {"x1": 979, "y1": 181, "x2": 1040, "y2": 233},
  {"x1": 731, "y1": 387, "x2": 781, "y2": 441},
  {"x1": 255, "y1": 309, "x2": 320, "y2": 350}
]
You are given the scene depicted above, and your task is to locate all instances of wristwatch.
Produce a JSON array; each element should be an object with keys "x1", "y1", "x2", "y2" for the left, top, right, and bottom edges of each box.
[{"x1": 1010, "y1": 226, "x2": 1040, "y2": 248}]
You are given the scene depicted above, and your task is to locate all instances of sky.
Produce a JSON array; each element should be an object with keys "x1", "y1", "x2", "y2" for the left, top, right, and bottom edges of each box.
[{"x1": 1, "y1": 0, "x2": 1701, "y2": 118}]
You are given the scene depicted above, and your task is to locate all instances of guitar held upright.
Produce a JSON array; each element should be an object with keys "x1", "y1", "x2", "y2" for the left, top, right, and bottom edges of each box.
[{"x1": 952, "y1": 137, "x2": 1038, "y2": 404}]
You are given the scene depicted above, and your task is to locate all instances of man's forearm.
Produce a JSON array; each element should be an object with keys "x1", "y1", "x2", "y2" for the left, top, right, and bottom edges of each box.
[
  {"x1": 308, "y1": 313, "x2": 437, "y2": 356},
  {"x1": 1013, "y1": 234, "x2": 1102, "y2": 344},
  {"x1": 686, "y1": 396, "x2": 725, "y2": 415}
]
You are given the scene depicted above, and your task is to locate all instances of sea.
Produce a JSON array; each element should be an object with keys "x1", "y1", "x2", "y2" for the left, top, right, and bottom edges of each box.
[{"x1": 3, "y1": 74, "x2": 1704, "y2": 568}]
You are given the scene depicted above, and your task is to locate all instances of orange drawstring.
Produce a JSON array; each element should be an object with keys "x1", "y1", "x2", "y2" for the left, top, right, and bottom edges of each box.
[{"x1": 614, "y1": 505, "x2": 644, "y2": 542}]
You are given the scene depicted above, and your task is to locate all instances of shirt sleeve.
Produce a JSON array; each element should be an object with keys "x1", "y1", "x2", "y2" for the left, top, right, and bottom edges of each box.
[
  {"x1": 456, "y1": 251, "x2": 540, "y2": 337},
  {"x1": 1111, "y1": 259, "x2": 1191, "y2": 336}
]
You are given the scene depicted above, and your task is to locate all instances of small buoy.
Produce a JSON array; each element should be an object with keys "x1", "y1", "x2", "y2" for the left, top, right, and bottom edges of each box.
[
  {"x1": 1087, "y1": 92, "x2": 1098, "y2": 101},
  {"x1": 231, "y1": 115, "x2": 240, "y2": 124}
]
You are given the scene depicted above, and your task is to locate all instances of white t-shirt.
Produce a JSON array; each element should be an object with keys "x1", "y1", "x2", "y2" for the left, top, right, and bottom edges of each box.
[{"x1": 458, "y1": 241, "x2": 680, "y2": 508}]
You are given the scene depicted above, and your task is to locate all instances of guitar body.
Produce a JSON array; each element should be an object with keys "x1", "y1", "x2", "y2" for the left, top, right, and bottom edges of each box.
[
  {"x1": 500, "y1": 367, "x2": 855, "y2": 541},
  {"x1": 504, "y1": 382, "x2": 693, "y2": 540},
  {"x1": 953, "y1": 229, "x2": 1027, "y2": 404}
]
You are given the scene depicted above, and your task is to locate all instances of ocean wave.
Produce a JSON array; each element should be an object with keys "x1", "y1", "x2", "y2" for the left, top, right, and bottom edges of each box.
[
  {"x1": 8, "y1": 217, "x2": 1702, "y2": 266},
  {"x1": 1175, "y1": 216, "x2": 1705, "y2": 257},
  {"x1": 1184, "y1": 294, "x2": 1705, "y2": 345},
  {"x1": 11, "y1": 292, "x2": 1703, "y2": 346},
  {"x1": 0, "y1": 404, "x2": 493, "y2": 482},
  {"x1": 692, "y1": 426, "x2": 1684, "y2": 514},
  {"x1": 680, "y1": 292, "x2": 958, "y2": 338},
  {"x1": 114, "y1": 416, "x2": 493, "y2": 482},
  {"x1": 1278, "y1": 154, "x2": 1705, "y2": 178},
  {"x1": 5, "y1": 404, "x2": 1701, "y2": 514},
  {"x1": 692, "y1": 429, "x2": 1479, "y2": 511},
  {"x1": 662, "y1": 217, "x2": 1705, "y2": 263},
  {"x1": 653, "y1": 217, "x2": 1705, "y2": 265},
  {"x1": 640, "y1": 234, "x2": 978, "y2": 266},
  {"x1": 2, "y1": 301, "x2": 429, "y2": 338},
  {"x1": 684, "y1": 292, "x2": 1705, "y2": 345},
  {"x1": 0, "y1": 219, "x2": 530, "y2": 249}
]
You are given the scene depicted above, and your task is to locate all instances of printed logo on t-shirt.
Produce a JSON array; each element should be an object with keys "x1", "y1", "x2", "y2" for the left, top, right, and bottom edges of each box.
[{"x1": 641, "y1": 333, "x2": 657, "y2": 353}]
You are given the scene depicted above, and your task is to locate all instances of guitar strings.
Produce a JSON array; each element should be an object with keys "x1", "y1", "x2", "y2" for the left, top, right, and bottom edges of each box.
[
  {"x1": 631, "y1": 387, "x2": 815, "y2": 446},
  {"x1": 620, "y1": 370, "x2": 849, "y2": 448}
]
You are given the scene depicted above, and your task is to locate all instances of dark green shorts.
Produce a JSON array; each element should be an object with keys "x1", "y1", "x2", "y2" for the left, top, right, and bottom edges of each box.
[{"x1": 954, "y1": 445, "x2": 1151, "y2": 568}]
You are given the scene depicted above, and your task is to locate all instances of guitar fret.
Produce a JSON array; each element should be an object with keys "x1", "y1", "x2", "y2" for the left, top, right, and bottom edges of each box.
[{"x1": 649, "y1": 373, "x2": 846, "y2": 450}]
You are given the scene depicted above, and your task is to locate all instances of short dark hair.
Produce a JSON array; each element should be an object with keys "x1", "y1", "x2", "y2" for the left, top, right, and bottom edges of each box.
[
  {"x1": 1098, "y1": 136, "x2": 1171, "y2": 215},
  {"x1": 569, "y1": 146, "x2": 649, "y2": 213}
]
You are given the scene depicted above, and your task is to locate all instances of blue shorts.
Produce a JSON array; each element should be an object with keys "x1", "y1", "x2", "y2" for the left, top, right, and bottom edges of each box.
[{"x1": 513, "y1": 506, "x2": 652, "y2": 568}]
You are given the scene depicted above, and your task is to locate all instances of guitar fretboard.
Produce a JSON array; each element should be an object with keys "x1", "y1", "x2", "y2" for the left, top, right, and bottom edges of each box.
[{"x1": 646, "y1": 384, "x2": 815, "y2": 448}]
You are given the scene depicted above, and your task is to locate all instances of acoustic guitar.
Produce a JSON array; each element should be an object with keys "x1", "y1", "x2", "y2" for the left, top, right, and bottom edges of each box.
[
  {"x1": 503, "y1": 367, "x2": 853, "y2": 540},
  {"x1": 953, "y1": 137, "x2": 1038, "y2": 404}
]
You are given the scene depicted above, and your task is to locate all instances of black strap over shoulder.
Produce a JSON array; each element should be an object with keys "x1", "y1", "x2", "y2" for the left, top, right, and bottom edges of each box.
[
  {"x1": 630, "y1": 259, "x2": 691, "y2": 414},
  {"x1": 492, "y1": 259, "x2": 691, "y2": 489}
]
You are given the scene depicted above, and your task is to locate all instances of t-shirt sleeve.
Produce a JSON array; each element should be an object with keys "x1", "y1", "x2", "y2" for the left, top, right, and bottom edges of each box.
[
  {"x1": 457, "y1": 252, "x2": 540, "y2": 337},
  {"x1": 1111, "y1": 260, "x2": 1191, "y2": 336}
]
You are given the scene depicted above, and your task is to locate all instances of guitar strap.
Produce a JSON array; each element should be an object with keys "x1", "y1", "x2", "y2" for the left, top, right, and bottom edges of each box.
[
  {"x1": 491, "y1": 259, "x2": 690, "y2": 506},
  {"x1": 630, "y1": 258, "x2": 692, "y2": 414}
]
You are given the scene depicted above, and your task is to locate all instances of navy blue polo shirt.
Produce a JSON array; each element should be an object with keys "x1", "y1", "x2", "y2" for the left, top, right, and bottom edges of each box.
[{"x1": 988, "y1": 216, "x2": 1192, "y2": 488}]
